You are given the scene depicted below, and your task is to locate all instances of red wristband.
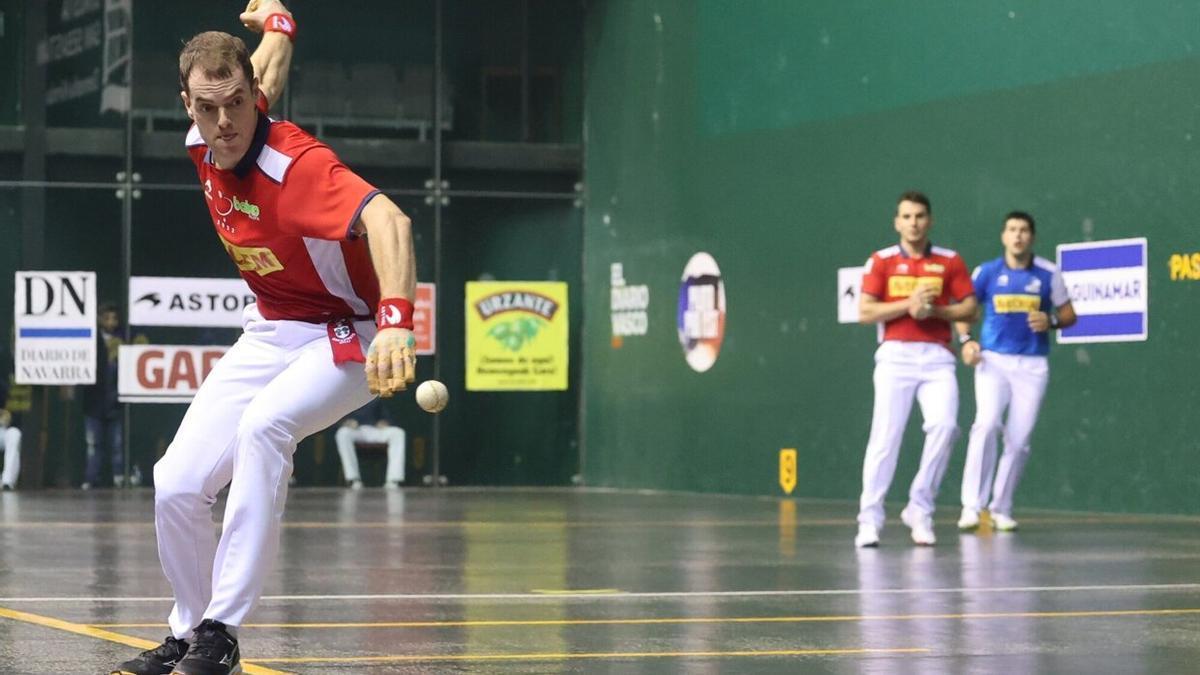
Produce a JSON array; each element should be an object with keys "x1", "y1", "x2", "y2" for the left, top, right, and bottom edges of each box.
[
  {"x1": 377, "y1": 297, "x2": 415, "y2": 330},
  {"x1": 264, "y1": 13, "x2": 296, "y2": 41}
]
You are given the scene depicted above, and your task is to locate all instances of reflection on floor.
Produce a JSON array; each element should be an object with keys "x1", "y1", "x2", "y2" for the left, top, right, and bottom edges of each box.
[{"x1": 2, "y1": 488, "x2": 1200, "y2": 673}]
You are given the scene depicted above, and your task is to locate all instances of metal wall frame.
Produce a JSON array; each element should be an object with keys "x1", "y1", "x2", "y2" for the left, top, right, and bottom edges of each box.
[{"x1": 2, "y1": 0, "x2": 584, "y2": 489}]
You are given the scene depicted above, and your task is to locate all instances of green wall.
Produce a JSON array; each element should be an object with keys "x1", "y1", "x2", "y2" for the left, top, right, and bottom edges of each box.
[
  {"x1": 582, "y1": 1, "x2": 1200, "y2": 513},
  {"x1": 0, "y1": 1, "x2": 19, "y2": 126}
]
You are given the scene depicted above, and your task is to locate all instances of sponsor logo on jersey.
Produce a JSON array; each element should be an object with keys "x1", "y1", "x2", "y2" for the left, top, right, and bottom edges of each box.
[
  {"x1": 923, "y1": 262, "x2": 945, "y2": 273},
  {"x1": 232, "y1": 195, "x2": 261, "y2": 220},
  {"x1": 205, "y1": 181, "x2": 261, "y2": 231},
  {"x1": 887, "y1": 275, "x2": 944, "y2": 297},
  {"x1": 220, "y1": 236, "x2": 284, "y2": 276},
  {"x1": 1024, "y1": 277, "x2": 1042, "y2": 293},
  {"x1": 993, "y1": 294, "x2": 1040, "y2": 313}
]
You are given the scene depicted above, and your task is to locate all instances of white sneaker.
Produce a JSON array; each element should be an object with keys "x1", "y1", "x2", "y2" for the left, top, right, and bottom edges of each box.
[
  {"x1": 383, "y1": 481, "x2": 400, "y2": 491},
  {"x1": 901, "y1": 506, "x2": 936, "y2": 546},
  {"x1": 349, "y1": 479, "x2": 363, "y2": 490},
  {"x1": 957, "y1": 508, "x2": 980, "y2": 531},
  {"x1": 854, "y1": 524, "x2": 880, "y2": 548},
  {"x1": 992, "y1": 513, "x2": 1019, "y2": 531}
]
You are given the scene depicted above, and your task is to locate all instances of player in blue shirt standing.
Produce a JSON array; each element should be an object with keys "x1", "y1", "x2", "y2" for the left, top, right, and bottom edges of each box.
[{"x1": 955, "y1": 211, "x2": 1076, "y2": 532}]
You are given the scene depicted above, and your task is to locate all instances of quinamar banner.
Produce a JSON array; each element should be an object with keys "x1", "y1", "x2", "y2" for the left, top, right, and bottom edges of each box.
[{"x1": 466, "y1": 281, "x2": 569, "y2": 391}]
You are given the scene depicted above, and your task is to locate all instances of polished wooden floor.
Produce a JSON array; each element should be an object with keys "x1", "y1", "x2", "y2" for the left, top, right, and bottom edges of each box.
[{"x1": 1, "y1": 487, "x2": 1199, "y2": 673}]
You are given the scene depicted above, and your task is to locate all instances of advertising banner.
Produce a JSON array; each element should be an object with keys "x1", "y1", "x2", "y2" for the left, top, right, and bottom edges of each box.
[
  {"x1": 465, "y1": 281, "x2": 568, "y2": 391},
  {"x1": 14, "y1": 271, "x2": 97, "y2": 385},
  {"x1": 1056, "y1": 238, "x2": 1148, "y2": 344},
  {"x1": 117, "y1": 345, "x2": 227, "y2": 404}
]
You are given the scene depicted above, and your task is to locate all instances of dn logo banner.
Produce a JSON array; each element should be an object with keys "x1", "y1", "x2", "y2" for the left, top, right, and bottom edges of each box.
[
  {"x1": 14, "y1": 271, "x2": 97, "y2": 385},
  {"x1": 465, "y1": 281, "x2": 569, "y2": 391}
]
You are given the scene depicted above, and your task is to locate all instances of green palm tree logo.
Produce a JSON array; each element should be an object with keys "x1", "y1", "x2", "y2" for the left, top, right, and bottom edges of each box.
[{"x1": 487, "y1": 316, "x2": 547, "y2": 352}]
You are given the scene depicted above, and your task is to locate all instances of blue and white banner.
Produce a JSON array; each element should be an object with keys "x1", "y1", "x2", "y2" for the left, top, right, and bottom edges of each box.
[
  {"x1": 1056, "y1": 238, "x2": 1148, "y2": 344},
  {"x1": 14, "y1": 271, "x2": 97, "y2": 384}
]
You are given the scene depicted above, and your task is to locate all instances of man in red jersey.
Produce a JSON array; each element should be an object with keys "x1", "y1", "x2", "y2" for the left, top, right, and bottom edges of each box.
[
  {"x1": 854, "y1": 191, "x2": 977, "y2": 549},
  {"x1": 112, "y1": 3, "x2": 416, "y2": 674}
]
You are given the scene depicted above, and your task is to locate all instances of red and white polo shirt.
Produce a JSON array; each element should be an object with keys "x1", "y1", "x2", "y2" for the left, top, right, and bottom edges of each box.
[
  {"x1": 186, "y1": 102, "x2": 381, "y2": 322},
  {"x1": 861, "y1": 243, "x2": 974, "y2": 346}
]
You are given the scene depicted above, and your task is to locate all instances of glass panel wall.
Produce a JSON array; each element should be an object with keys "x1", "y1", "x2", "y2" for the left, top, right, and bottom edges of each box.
[
  {"x1": 0, "y1": 186, "x2": 124, "y2": 489},
  {"x1": 0, "y1": 0, "x2": 583, "y2": 489}
]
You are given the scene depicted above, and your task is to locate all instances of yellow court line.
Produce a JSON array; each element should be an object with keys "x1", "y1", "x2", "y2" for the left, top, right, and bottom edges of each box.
[
  {"x1": 530, "y1": 588, "x2": 621, "y2": 595},
  {"x1": 253, "y1": 646, "x2": 929, "y2": 665},
  {"x1": 89, "y1": 607, "x2": 1200, "y2": 630},
  {"x1": 0, "y1": 606, "x2": 291, "y2": 675}
]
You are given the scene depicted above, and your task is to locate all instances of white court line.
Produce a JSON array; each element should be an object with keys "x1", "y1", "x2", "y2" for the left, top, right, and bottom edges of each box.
[{"x1": 3, "y1": 583, "x2": 1200, "y2": 604}]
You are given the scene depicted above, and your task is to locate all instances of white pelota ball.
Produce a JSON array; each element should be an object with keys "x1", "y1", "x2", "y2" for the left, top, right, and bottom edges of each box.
[{"x1": 416, "y1": 380, "x2": 449, "y2": 413}]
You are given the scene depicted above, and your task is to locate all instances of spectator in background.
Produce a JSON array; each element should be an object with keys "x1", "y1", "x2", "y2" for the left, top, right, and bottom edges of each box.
[
  {"x1": 82, "y1": 303, "x2": 126, "y2": 489},
  {"x1": 1, "y1": 343, "x2": 20, "y2": 490},
  {"x1": 0, "y1": 409, "x2": 18, "y2": 491},
  {"x1": 335, "y1": 398, "x2": 406, "y2": 489}
]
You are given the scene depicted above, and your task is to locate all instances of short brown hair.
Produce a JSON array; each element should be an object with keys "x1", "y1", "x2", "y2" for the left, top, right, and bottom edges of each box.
[
  {"x1": 179, "y1": 31, "x2": 254, "y2": 94},
  {"x1": 897, "y1": 190, "x2": 932, "y2": 214}
]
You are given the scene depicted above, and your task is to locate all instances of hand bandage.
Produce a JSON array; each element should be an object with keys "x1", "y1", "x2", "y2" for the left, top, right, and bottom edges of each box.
[{"x1": 365, "y1": 328, "x2": 416, "y2": 397}]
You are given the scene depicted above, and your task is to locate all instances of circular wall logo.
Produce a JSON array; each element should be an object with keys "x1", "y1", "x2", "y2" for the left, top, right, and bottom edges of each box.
[{"x1": 677, "y1": 252, "x2": 726, "y2": 372}]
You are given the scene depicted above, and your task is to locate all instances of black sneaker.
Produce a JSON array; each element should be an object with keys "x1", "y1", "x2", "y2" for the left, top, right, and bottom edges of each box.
[
  {"x1": 173, "y1": 619, "x2": 241, "y2": 675},
  {"x1": 110, "y1": 636, "x2": 189, "y2": 675}
]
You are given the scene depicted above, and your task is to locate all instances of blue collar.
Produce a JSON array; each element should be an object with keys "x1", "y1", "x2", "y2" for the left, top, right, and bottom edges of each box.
[
  {"x1": 898, "y1": 241, "x2": 933, "y2": 259},
  {"x1": 231, "y1": 111, "x2": 271, "y2": 179},
  {"x1": 1002, "y1": 254, "x2": 1035, "y2": 271}
]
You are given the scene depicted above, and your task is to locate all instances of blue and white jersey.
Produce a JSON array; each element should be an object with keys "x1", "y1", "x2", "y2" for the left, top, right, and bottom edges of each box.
[{"x1": 973, "y1": 256, "x2": 1070, "y2": 355}]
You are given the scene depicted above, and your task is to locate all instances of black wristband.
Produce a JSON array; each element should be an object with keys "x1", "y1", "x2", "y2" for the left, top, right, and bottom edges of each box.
[
  {"x1": 958, "y1": 333, "x2": 975, "y2": 345},
  {"x1": 1049, "y1": 315, "x2": 1061, "y2": 330}
]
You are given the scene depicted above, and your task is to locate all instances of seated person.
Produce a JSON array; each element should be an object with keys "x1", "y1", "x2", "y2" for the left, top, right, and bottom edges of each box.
[
  {"x1": 0, "y1": 409, "x2": 19, "y2": 491},
  {"x1": 1, "y1": 349, "x2": 20, "y2": 491},
  {"x1": 335, "y1": 398, "x2": 405, "y2": 489}
]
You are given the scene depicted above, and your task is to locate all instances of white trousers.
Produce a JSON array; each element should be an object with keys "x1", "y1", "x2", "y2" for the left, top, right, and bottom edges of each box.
[
  {"x1": 153, "y1": 306, "x2": 375, "y2": 638},
  {"x1": 960, "y1": 351, "x2": 1049, "y2": 517},
  {"x1": 1, "y1": 426, "x2": 20, "y2": 487},
  {"x1": 335, "y1": 424, "x2": 406, "y2": 484},
  {"x1": 858, "y1": 341, "x2": 960, "y2": 529}
]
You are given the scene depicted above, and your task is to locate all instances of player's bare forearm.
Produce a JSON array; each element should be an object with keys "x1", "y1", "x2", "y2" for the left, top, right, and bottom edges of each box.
[
  {"x1": 241, "y1": 1, "x2": 294, "y2": 108},
  {"x1": 252, "y1": 33, "x2": 293, "y2": 107},
  {"x1": 858, "y1": 295, "x2": 909, "y2": 324},
  {"x1": 1056, "y1": 302, "x2": 1078, "y2": 329},
  {"x1": 932, "y1": 296, "x2": 978, "y2": 322},
  {"x1": 359, "y1": 193, "x2": 417, "y2": 396},
  {"x1": 359, "y1": 194, "x2": 416, "y2": 302}
]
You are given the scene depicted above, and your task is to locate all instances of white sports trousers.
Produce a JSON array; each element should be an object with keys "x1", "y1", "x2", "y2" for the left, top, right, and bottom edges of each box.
[
  {"x1": 858, "y1": 341, "x2": 959, "y2": 529},
  {"x1": 1, "y1": 425, "x2": 19, "y2": 487},
  {"x1": 336, "y1": 424, "x2": 406, "y2": 485},
  {"x1": 154, "y1": 305, "x2": 376, "y2": 638},
  {"x1": 960, "y1": 350, "x2": 1049, "y2": 517}
]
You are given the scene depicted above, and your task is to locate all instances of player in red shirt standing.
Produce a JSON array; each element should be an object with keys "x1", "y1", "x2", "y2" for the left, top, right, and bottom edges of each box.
[
  {"x1": 112, "y1": 3, "x2": 417, "y2": 674},
  {"x1": 854, "y1": 192, "x2": 977, "y2": 548}
]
